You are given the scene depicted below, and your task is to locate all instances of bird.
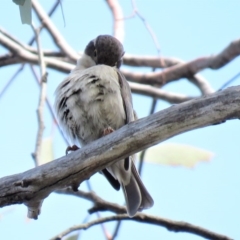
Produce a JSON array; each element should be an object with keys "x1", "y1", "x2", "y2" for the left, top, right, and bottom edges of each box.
[{"x1": 54, "y1": 35, "x2": 154, "y2": 217}]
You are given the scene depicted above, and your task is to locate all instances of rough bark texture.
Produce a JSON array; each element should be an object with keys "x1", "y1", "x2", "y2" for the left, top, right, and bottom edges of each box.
[{"x1": 0, "y1": 85, "x2": 240, "y2": 218}]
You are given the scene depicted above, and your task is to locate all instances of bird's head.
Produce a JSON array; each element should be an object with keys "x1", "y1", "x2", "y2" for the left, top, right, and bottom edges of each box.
[{"x1": 83, "y1": 35, "x2": 125, "y2": 69}]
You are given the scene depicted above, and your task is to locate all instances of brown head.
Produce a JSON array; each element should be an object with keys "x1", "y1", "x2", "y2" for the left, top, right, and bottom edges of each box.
[{"x1": 84, "y1": 35, "x2": 124, "y2": 68}]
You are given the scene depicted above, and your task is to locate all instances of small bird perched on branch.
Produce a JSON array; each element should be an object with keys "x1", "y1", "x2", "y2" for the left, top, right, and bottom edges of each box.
[{"x1": 54, "y1": 35, "x2": 154, "y2": 217}]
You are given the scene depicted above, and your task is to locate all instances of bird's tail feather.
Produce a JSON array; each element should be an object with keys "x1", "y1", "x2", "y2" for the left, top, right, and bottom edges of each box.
[{"x1": 121, "y1": 163, "x2": 154, "y2": 217}]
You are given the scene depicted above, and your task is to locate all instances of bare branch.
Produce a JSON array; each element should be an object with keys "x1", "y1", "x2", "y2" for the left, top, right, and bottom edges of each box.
[
  {"x1": 32, "y1": 0, "x2": 79, "y2": 61},
  {"x1": 129, "y1": 82, "x2": 193, "y2": 103},
  {"x1": 0, "y1": 64, "x2": 24, "y2": 99},
  {"x1": 105, "y1": 0, "x2": 124, "y2": 43},
  {"x1": 29, "y1": 65, "x2": 70, "y2": 146},
  {"x1": 0, "y1": 86, "x2": 239, "y2": 219},
  {"x1": 122, "y1": 39, "x2": 240, "y2": 89},
  {"x1": 55, "y1": 188, "x2": 233, "y2": 240},
  {"x1": 28, "y1": 0, "x2": 62, "y2": 46},
  {"x1": 1, "y1": 31, "x2": 240, "y2": 95},
  {"x1": 51, "y1": 213, "x2": 232, "y2": 240},
  {"x1": 131, "y1": 0, "x2": 161, "y2": 54},
  {"x1": 27, "y1": 25, "x2": 48, "y2": 219},
  {"x1": 124, "y1": 54, "x2": 214, "y2": 94},
  {"x1": 56, "y1": 188, "x2": 126, "y2": 214},
  {"x1": 31, "y1": 25, "x2": 47, "y2": 167},
  {"x1": 0, "y1": 55, "x2": 190, "y2": 103}
]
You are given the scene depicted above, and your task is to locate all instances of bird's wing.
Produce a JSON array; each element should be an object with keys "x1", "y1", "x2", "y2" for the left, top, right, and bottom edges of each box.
[{"x1": 116, "y1": 69, "x2": 135, "y2": 124}]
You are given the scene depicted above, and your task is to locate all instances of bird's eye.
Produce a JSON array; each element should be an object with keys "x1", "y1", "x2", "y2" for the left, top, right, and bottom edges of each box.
[{"x1": 94, "y1": 49, "x2": 97, "y2": 57}]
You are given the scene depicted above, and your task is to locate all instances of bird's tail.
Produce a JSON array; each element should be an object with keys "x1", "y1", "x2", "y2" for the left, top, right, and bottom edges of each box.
[{"x1": 121, "y1": 163, "x2": 154, "y2": 217}]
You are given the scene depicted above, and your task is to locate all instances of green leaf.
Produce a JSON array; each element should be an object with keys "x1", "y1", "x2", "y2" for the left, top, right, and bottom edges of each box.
[
  {"x1": 144, "y1": 143, "x2": 214, "y2": 168},
  {"x1": 12, "y1": 0, "x2": 26, "y2": 6},
  {"x1": 39, "y1": 137, "x2": 54, "y2": 165},
  {"x1": 65, "y1": 234, "x2": 79, "y2": 240},
  {"x1": 14, "y1": 0, "x2": 32, "y2": 25}
]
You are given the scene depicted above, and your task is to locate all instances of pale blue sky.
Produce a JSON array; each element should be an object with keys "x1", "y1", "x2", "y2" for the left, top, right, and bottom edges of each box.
[{"x1": 0, "y1": 1, "x2": 240, "y2": 240}]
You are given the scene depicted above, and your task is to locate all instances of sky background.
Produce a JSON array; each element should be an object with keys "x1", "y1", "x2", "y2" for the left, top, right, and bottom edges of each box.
[{"x1": 0, "y1": 0, "x2": 240, "y2": 240}]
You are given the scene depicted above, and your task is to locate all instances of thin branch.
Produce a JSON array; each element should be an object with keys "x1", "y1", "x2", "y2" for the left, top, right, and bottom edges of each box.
[
  {"x1": 138, "y1": 67, "x2": 158, "y2": 175},
  {"x1": 29, "y1": 64, "x2": 70, "y2": 146},
  {"x1": 122, "y1": 39, "x2": 240, "y2": 88},
  {"x1": 32, "y1": 0, "x2": 79, "y2": 61},
  {"x1": 28, "y1": 0, "x2": 62, "y2": 46},
  {"x1": 0, "y1": 59, "x2": 192, "y2": 104},
  {"x1": 84, "y1": 178, "x2": 111, "y2": 240},
  {"x1": 0, "y1": 64, "x2": 24, "y2": 99},
  {"x1": 218, "y1": 71, "x2": 240, "y2": 91},
  {"x1": 131, "y1": 0, "x2": 161, "y2": 54},
  {"x1": 51, "y1": 213, "x2": 232, "y2": 240},
  {"x1": 56, "y1": 189, "x2": 233, "y2": 240},
  {"x1": 123, "y1": 54, "x2": 214, "y2": 94},
  {"x1": 0, "y1": 86, "x2": 239, "y2": 219},
  {"x1": 130, "y1": 82, "x2": 193, "y2": 103},
  {"x1": 2, "y1": 32, "x2": 240, "y2": 95},
  {"x1": 31, "y1": 24, "x2": 47, "y2": 167},
  {"x1": 56, "y1": 189, "x2": 126, "y2": 215},
  {"x1": 105, "y1": 0, "x2": 124, "y2": 43}
]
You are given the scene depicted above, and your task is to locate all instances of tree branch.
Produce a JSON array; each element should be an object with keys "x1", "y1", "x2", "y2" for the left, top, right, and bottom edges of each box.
[
  {"x1": 51, "y1": 213, "x2": 232, "y2": 240},
  {"x1": 122, "y1": 39, "x2": 240, "y2": 87},
  {"x1": 31, "y1": 0, "x2": 79, "y2": 61},
  {"x1": 105, "y1": 0, "x2": 124, "y2": 43},
  {"x1": 1, "y1": 29, "x2": 240, "y2": 95},
  {"x1": 56, "y1": 188, "x2": 233, "y2": 240},
  {"x1": 129, "y1": 82, "x2": 193, "y2": 103},
  {"x1": 31, "y1": 24, "x2": 47, "y2": 167},
  {"x1": 123, "y1": 54, "x2": 214, "y2": 94},
  {"x1": 0, "y1": 86, "x2": 239, "y2": 219}
]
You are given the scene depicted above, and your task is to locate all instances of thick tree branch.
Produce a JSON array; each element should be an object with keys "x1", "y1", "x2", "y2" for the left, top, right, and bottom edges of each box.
[{"x1": 0, "y1": 86, "x2": 239, "y2": 219}]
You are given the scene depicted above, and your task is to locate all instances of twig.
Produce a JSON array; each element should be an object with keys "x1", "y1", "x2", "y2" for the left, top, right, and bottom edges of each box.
[
  {"x1": 129, "y1": 82, "x2": 193, "y2": 103},
  {"x1": 131, "y1": 0, "x2": 161, "y2": 54},
  {"x1": 28, "y1": 0, "x2": 62, "y2": 46},
  {"x1": 0, "y1": 64, "x2": 24, "y2": 99},
  {"x1": 0, "y1": 30, "x2": 74, "y2": 71},
  {"x1": 105, "y1": 0, "x2": 124, "y2": 43},
  {"x1": 29, "y1": 64, "x2": 70, "y2": 146},
  {"x1": 50, "y1": 213, "x2": 232, "y2": 240},
  {"x1": 31, "y1": 24, "x2": 47, "y2": 167},
  {"x1": 218, "y1": 71, "x2": 240, "y2": 91},
  {"x1": 56, "y1": 189, "x2": 127, "y2": 215},
  {"x1": 84, "y1": 180, "x2": 111, "y2": 240},
  {"x1": 58, "y1": 0, "x2": 66, "y2": 27},
  {"x1": 138, "y1": 68, "x2": 157, "y2": 175},
  {"x1": 0, "y1": 1, "x2": 61, "y2": 100},
  {"x1": 32, "y1": 0, "x2": 79, "y2": 61}
]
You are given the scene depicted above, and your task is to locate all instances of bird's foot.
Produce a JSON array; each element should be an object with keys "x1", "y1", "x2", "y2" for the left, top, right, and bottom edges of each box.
[
  {"x1": 65, "y1": 145, "x2": 79, "y2": 155},
  {"x1": 102, "y1": 127, "x2": 114, "y2": 136}
]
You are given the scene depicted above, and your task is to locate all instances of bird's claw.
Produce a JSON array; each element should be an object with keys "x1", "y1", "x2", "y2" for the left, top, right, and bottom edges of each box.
[
  {"x1": 102, "y1": 127, "x2": 114, "y2": 136},
  {"x1": 65, "y1": 145, "x2": 79, "y2": 155}
]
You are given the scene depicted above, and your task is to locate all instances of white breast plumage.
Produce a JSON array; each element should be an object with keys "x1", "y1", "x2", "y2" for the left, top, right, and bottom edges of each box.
[{"x1": 54, "y1": 65, "x2": 126, "y2": 146}]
